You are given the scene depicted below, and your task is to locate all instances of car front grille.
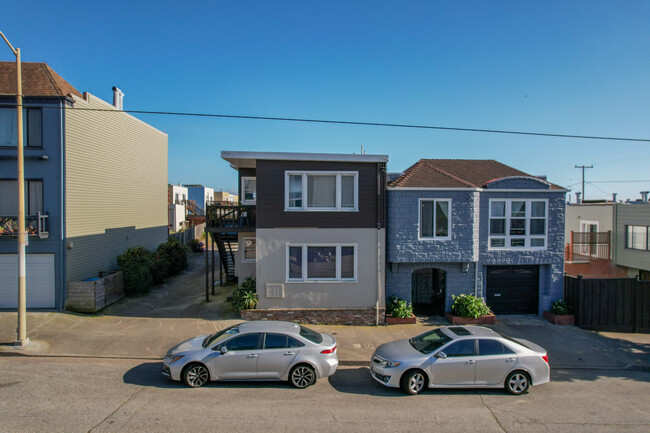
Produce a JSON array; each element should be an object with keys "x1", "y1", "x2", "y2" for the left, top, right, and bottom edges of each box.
[{"x1": 162, "y1": 364, "x2": 171, "y2": 377}]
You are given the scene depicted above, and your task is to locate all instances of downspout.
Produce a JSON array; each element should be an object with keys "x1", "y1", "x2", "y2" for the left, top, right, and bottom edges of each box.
[
  {"x1": 376, "y1": 162, "x2": 385, "y2": 326},
  {"x1": 474, "y1": 261, "x2": 479, "y2": 298},
  {"x1": 59, "y1": 99, "x2": 66, "y2": 310}
]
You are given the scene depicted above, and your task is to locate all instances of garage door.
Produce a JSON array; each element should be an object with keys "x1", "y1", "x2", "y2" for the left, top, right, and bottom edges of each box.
[
  {"x1": 486, "y1": 265, "x2": 539, "y2": 314},
  {"x1": 0, "y1": 254, "x2": 55, "y2": 308}
]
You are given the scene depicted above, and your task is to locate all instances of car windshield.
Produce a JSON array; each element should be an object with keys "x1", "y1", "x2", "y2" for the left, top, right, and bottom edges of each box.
[
  {"x1": 202, "y1": 325, "x2": 239, "y2": 348},
  {"x1": 409, "y1": 329, "x2": 452, "y2": 354},
  {"x1": 299, "y1": 325, "x2": 323, "y2": 344}
]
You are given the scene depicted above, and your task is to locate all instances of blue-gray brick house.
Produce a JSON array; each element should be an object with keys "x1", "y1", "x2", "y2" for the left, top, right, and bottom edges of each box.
[{"x1": 386, "y1": 159, "x2": 566, "y2": 316}]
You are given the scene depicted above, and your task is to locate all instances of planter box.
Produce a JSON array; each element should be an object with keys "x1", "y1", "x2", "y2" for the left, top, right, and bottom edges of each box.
[
  {"x1": 66, "y1": 271, "x2": 124, "y2": 313},
  {"x1": 543, "y1": 311, "x2": 575, "y2": 326},
  {"x1": 386, "y1": 314, "x2": 417, "y2": 325},
  {"x1": 446, "y1": 312, "x2": 497, "y2": 325}
]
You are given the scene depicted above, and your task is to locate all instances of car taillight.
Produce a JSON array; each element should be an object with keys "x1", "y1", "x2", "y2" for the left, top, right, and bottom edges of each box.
[
  {"x1": 542, "y1": 353, "x2": 549, "y2": 363},
  {"x1": 321, "y1": 346, "x2": 336, "y2": 354}
]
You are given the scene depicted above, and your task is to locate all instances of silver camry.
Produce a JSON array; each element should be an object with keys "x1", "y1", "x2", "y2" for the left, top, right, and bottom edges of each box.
[
  {"x1": 370, "y1": 326, "x2": 549, "y2": 395},
  {"x1": 163, "y1": 321, "x2": 338, "y2": 388}
]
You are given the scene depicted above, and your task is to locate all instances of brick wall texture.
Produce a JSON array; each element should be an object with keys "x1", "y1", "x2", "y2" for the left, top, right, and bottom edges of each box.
[{"x1": 241, "y1": 308, "x2": 385, "y2": 326}]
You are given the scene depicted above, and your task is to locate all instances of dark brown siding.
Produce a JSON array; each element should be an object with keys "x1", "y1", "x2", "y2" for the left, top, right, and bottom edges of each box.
[{"x1": 255, "y1": 160, "x2": 385, "y2": 228}]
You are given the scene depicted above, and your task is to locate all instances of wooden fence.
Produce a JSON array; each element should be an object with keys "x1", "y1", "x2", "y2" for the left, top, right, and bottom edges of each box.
[
  {"x1": 564, "y1": 275, "x2": 650, "y2": 333},
  {"x1": 170, "y1": 223, "x2": 206, "y2": 245}
]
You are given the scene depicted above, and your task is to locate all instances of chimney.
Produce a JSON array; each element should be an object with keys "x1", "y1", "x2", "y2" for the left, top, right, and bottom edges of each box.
[
  {"x1": 112, "y1": 87, "x2": 124, "y2": 110},
  {"x1": 612, "y1": 193, "x2": 617, "y2": 202},
  {"x1": 576, "y1": 192, "x2": 582, "y2": 204},
  {"x1": 641, "y1": 191, "x2": 649, "y2": 203}
]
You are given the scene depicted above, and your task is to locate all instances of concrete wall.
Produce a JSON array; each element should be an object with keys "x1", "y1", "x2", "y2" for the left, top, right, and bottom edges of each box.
[
  {"x1": 169, "y1": 204, "x2": 186, "y2": 231},
  {"x1": 65, "y1": 93, "x2": 168, "y2": 282},
  {"x1": 168, "y1": 184, "x2": 188, "y2": 205},
  {"x1": 565, "y1": 204, "x2": 614, "y2": 240},
  {"x1": 255, "y1": 228, "x2": 385, "y2": 309},
  {"x1": 236, "y1": 231, "x2": 256, "y2": 280},
  {"x1": 614, "y1": 203, "x2": 650, "y2": 273}
]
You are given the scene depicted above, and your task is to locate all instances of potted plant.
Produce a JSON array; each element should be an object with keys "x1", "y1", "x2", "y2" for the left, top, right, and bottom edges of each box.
[
  {"x1": 385, "y1": 295, "x2": 416, "y2": 324},
  {"x1": 446, "y1": 294, "x2": 496, "y2": 325},
  {"x1": 543, "y1": 300, "x2": 574, "y2": 325}
]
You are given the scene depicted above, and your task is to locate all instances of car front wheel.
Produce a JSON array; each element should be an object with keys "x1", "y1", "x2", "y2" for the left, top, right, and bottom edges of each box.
[
  {"x1": 290, "y1": 365, "x2": 316, "y2": 389},
  {"x1": 505, "y1": 371, "x2": 530, "y2": 395},
  {"x1": 183, "y1": 363, "x2": 210, "y2": 388},
  {"x1": 401, "y1": 370, "x2": 426, "y2": 395}
]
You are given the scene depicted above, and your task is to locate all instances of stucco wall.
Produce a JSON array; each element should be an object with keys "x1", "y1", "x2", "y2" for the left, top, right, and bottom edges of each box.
[
  {"x1": 255, "y1": 228, "x2": 385, "y2": 309},
  {"x1": 565, "y1": 204, "x2": 614, "y2": 240}
]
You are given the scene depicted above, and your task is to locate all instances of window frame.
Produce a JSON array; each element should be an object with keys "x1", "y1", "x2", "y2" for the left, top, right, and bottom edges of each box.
[
  {"x1": 0, "y1": 178, "x2": 44, "y2": 216},
  {"x1": 284, "y1": 171, "x2": 359, "y2": 212},
  {"x1": 285, "y1": 243, "x2": 357, "y2": 282},
  {"x1": 418, "y1": 198, "x2": 452, "y2": 241},
  {"x1": 241, "y1": 176, "x2": 256, "y2": 204},
  {"x1": 625, "y1": 225, "x2": 649, "y2": 251},
  {"x1": 488, "y1": 198, "x2": 549, "y2": 251},
  {"x1": 242, "y1": 237, "x2": 257, "y2": 263},
  {"x1": 0, "y1": 107, "x2": 43, "y2": 148}
]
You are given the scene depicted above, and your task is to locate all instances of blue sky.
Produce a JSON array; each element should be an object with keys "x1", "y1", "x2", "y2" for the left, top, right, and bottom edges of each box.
[{"x1": 3, "y1": 1, "x2": 649, "y2": 200}]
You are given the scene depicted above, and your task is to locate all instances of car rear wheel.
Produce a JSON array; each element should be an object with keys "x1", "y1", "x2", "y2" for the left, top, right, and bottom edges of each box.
[
  {"x1": 289, "y1": 365, "x2": 316, "y2": 389},
  {"x1": 505, "y1": 371, "x2": 530, "y2": 395},
  {"x1": 401, "y1": 370, "x2": 426, "y2": 395},
  {"x1": 183, "y1": 363, "x2": 210, "y2": 388}
]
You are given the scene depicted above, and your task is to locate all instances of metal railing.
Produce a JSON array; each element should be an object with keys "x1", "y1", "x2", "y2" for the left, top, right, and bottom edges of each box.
[
  {"x1": 0, "y1": 212, "x2": 49, "y2": 238},
  {"x1": 568, "y1": 230, "x2": 610, "y2": 261},
  {"x1": 206, "y1": 204, "x2": 256, "y2": 230}
]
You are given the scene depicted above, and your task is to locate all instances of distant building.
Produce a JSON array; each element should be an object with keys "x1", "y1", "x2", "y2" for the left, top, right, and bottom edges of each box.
[
  {"x1": 168, "y1": 184, "x2": 189, "y2": 231},
  {"x1": 214, "y1": 191, "x2": 238, "y2": 204},
  {"x1": 184, "y1": 185, "x2": 214, "y2": 215}
]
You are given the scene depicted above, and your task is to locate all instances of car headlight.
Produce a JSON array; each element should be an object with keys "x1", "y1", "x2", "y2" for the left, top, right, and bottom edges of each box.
[
  {"x1": 169, "y1": 355, "x2": 185, "y2": 363},
  {"x1": 381, "y1": 360, "x2": 401, "y2": 368}
]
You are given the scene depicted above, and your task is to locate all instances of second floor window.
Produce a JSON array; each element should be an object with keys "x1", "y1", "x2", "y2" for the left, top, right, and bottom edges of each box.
[
  {"x1": 626, "y1": 225, "x2": 649, "y2": 251},
  {"x1": 419, "y1": 199, "x2": 451, "y2": 239},
  {"x1": 0, "y1": 180, "x2": 43, "y2": 216},
  {"x1": 242, "y1": 177, "x2": 256, "y2": 204},
  {"x1": 285, "y1": 171, "x2": 357, "y2": 211},
  {"x1": 0, "y1": 107, "x2": 43, "y2": 148},
  {"x1": 489, "y1": 199, "x2": 547, "y2": 249}
]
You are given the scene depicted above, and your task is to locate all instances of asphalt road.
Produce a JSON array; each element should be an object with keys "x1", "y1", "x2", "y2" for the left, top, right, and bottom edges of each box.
[{"x1": 1, "y1": 357, "x2": 649, "y2": 433}]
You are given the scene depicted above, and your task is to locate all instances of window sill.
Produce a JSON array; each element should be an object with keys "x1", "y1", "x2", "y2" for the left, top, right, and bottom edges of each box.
[
  {"x1": 284, "y1": 208, "x2": 358, "y2": 212},
  {"x1": 487, "y1": 247, "x2": 548, "y2": 252},
  {"x1": 286, "y1": 279, "x2": 357, "y2": 284},
  {"x1": 241, "y1": 200, "x2": 256, "y2": 205},
  {"x1": 242, "y1": 259, "x2": 256, "y2": 263},
  {"x1": 418, "y1": 236, "x2": 451, "y2": 241}
]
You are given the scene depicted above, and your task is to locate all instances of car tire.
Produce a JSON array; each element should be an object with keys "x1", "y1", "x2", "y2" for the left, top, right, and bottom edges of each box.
[
  {"x1": 289, "y1": 364, "x2": 316, "y2": 389},
  {"x1": 182, "y1": 363, "x2": 210, "y2": 388},
  {"x1": 505, "y1": 370, "x2": 530, "y2": 395},
  {"x1": 400, "y1": 369, "x2": 427, "y2": 395}
]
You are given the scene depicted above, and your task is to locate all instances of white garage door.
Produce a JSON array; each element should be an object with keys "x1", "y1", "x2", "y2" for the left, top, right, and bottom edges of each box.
[{"x1": 0, "y1": 254, "x2": 55, "y2": 308}]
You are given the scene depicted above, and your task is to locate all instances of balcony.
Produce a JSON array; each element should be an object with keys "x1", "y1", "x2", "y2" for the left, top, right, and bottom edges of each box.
[
  {"x1": 567, "y1": 231, "x2": 610, "y2": 262},
  {"x1": 206, "y1": 205, "x2": 256, "y2": 232},
  {"x1": 0, "y1": 212, "x2": 49, "y2": 239}
]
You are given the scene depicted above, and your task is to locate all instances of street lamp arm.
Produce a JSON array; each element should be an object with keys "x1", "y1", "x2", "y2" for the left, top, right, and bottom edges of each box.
[{"x1": 0, "y1": 30, "x2": 18, "y2": 55}]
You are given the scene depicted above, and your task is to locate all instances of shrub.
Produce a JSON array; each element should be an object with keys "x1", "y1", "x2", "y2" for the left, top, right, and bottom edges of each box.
[
  {"x1": 230, "y1": 278, "x2": 258, "y2": 313},
  {"x1": 150, "y1": 252, "x2": 170, "y2": 284},
  {"x1": 550, "y1": 299, "x2": 573, "y2": 315},
  {"x1": 117, "y1": 246, "x2": 154, "y2": 296},
  {"x1": 450, "y1": 294, "x2": 492, "y2": 319},
  {"x1": 189, "y1": 239, "x2": 204, "y2": 253},
  {"x1": 157, "y1": 237, "x2": 188, "y2": 275},
  {"x1": 386, "y1": 295, "x2": 414, "y2": 318}
]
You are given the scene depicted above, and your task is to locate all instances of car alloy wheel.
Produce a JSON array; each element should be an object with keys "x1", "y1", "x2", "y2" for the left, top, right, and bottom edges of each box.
[
  {"x1": 506, "y1": 371, "x2": 530, "y2": 395},
  {"x1": 401, "y1": 370, "x2": 426, "y2": 395},
  {"x1": 290, "y1": 365, "x2": 316, "y2": 389},
  {"x1": 184, "y1": 364, "x2": 209, "y2": 388}
]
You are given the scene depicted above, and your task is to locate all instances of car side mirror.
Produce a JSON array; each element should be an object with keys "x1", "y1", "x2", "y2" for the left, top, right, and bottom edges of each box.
[
  {"x1": 435, "y1": 352, "x2": 447, "y2": 359},
  {"x1": 220, "y1": 346, "x2": 228, "y2": 355}
]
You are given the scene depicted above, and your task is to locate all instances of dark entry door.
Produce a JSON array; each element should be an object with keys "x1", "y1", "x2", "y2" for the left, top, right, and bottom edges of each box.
[
  {"x1": 486, "y1": 266, "x2": 539, "y2": 314},
  {"x1": 412, "y1": 269, "x2": 446, "y2": 316}
]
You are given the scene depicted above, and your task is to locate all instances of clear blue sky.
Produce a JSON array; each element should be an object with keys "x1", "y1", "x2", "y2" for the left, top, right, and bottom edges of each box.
[{"x1": 3, "y1": 1, "x2": 649, "y2": 200}]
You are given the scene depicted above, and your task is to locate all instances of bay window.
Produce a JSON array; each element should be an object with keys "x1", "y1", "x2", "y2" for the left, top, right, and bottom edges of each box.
[
  {"x1": 285, "y1": 171, "x2": 358, "y2": 211},
  {"x1": 419, "y1": 199, "x2": 451, "y2": 239},
  {"x1": 287, "y1": 244, "x2": 356, "y2": 281},
  {"x1": 489, "y1": 199, "x2": 548, "y2": 249}
]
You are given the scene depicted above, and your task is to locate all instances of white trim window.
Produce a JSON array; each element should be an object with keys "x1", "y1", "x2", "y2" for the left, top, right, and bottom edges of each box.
[
  {"x1": 242, "y1": 238, "x2": 256, "y2": 262},
  {"x1": 626, "y1": 225, "x2": 649, "y2": 251},
  {"x1": 285, "y1": 171, "x2": 358, "y2": 211},
  {"x1": 489, "y1": 199, "x2": 548, "y2": 249},
  {"x1": 241, "y1": 177, "x2": 256, "y2": 204},
  {"x1": 286, "y1": 244, "x2": 357, "y2": 282},
  {"x1": 418, "y1": 199, "x2": 451, "y2": 240}
]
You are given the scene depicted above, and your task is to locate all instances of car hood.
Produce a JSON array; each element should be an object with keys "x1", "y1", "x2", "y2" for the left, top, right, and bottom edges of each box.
[
  {"x1": 375, "y1": 338, "x2": 421, "y2": 361},
  {"x1": 167, "y1": 335, "x2": 208, "y2": 356}
]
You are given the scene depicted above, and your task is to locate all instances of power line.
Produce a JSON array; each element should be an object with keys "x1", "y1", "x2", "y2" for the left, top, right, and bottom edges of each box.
[
  {"x1": 46, "y1": 106, "x2": 650, "y2": 143},
  {"x1": 590, "y1": 180, "x2": 650, "y2": 183}
]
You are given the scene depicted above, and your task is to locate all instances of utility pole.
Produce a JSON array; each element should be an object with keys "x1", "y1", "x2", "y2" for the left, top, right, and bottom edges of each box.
[
  {"x1": 575, "y1": 164, "x2": 593, "y2": 202},
  {"x1": 1, "y1": 31, "x2": 28, "y2": 346}
]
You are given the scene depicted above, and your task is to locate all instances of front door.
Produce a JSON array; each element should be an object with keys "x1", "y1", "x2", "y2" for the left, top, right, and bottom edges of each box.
[
  {"x1": 430, "y1": 339, "x2": 477, "y2": 386},
  {"x1": 412, "y1": 268, "x2": 446, "y2": 316},
  {"x1": 211, "y1": 333, "x2": 262, "y2": 379}
]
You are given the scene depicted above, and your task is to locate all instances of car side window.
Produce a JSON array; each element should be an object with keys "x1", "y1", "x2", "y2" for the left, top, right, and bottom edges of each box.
[
  {"x1": 479, "y1": 339, "x2": 515, "y2": 356},
  {"x1": 264, "y1": 333, "x2": 288, "y2": 349},
  {"x1": 224, "y1": 333, "x2": 261, "y2": 351},
  {"x1": 287, "y1": 337, "x2": 304, "y2": 348},
  {"x1": 442, "y1": 339, "x2": 476, "y2": 357}
]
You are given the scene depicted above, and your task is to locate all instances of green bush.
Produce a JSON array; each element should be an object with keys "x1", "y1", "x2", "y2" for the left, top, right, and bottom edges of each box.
[
  {"x1": 230, "y1": 278, "x2": 258, "y2": 313},
  {"x1": 450, "y1": 294, "x2": 492, "y2": 319},
  {"x1": 386, "y1": 295, "x2": 414, "y2": 318},
  {"x1": 550, "y1": 299, "x2": 573, "y2": 315},
  {"x1": 117, "y1": 246, "x2": 154, "y2": 296},
  {"x1": 150, "y1": 252, "x2": 170, "y2": 284},
  {"x1": 157, "y1": 237, "x2": 188, "y2": 275}
]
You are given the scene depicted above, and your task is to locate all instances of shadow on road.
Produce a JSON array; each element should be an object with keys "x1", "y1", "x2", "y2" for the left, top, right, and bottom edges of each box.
[{"x1": 551, "y1": 368, "x2": 650, "y2": 384}]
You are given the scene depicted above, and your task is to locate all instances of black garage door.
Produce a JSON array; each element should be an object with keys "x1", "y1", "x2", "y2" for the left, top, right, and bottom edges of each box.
[{"x1": 486, "y1": 266, "x2": 539, "y2": 314}]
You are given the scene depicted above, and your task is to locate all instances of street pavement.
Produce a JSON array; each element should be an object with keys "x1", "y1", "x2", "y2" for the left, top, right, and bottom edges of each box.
[
  {"x1": 1, "y1": 254, "x2": 649, "y2": 371},
  {"x1": 1, "y1": 357, "x2": 649, "y2": 433}
]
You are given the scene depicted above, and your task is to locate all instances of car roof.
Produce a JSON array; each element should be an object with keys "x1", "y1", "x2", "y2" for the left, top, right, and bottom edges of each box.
[
  {"x1": 238, "y1": 320, "x2": 301, "y2": 334},
  {"x1": 441, "y1": 326, "x2": 500, "y2": 339}
]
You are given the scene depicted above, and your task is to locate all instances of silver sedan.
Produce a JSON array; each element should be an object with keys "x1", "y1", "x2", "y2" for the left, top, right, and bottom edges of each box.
[
  {"x1": 370, "y1": 325, "x2": 549, "y2": 395},
  {"x1": 163, "y1": 321, "x2": 338, "y2": 388}
]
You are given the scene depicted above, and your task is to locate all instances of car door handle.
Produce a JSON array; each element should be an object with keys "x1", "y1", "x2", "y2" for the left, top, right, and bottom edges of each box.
[
  {"x1": 284, "y1": 352, "x2": 296, "y2": 356},
  {"x1": 247, "y1": 354, "x2": 258, "y2": 358},
  {"x1": 467, "y1": 360, "x2": 476, "y2": 365},
  {"x1": 506, "y1": 358, "x2": 516, "y2": 363}
]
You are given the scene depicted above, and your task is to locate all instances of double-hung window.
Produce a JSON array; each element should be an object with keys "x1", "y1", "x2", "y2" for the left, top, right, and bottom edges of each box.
[
  {"x1": 626, "y1": 225, "x2": 649, "y2": 251},
  {"x1": 241, "y1": 177, "x2": 256, "y2": 204},
  {"x1": 0, "y1": 180, "x2": 43, "y2": 216},
  {"x1": 287, "y1": 244, "x2": 356, "y2": 282},
  {"x1": 489, "y1": 199, "x2": 548, "y2": 249},
  {"x1": 242, "y1": 238, "x2": 257, "y2": 262},
  {"x1": 285, "y1": 171, "x2": 357, "y2": 211},
  {"x1": 419, "y1": 199, "x2": 451, "y2": 239},
  {"x1": 0, "y1": 107, "x2": 42, "y2": 148}
]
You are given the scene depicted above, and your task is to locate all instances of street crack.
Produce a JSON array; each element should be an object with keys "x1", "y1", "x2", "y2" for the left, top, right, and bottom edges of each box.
[
  {"x1": 479, "y1": 394, "x2": 507, "y2": 433},
  {"x1": 87, "y1": 388, "x2": 143, "y2": 433}
]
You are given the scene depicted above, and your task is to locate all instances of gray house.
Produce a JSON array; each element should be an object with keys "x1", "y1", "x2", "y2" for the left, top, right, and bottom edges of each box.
[{"x1": 386, "y1": 159, "x2": 567, "y2": 316}]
